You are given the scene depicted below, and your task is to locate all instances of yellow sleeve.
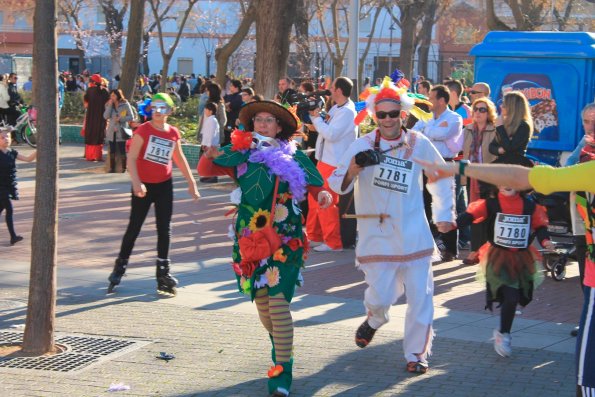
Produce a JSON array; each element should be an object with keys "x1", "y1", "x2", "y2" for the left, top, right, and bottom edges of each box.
[{"x1": 529, "y1": 162, "x2": 595, "y2": 195}]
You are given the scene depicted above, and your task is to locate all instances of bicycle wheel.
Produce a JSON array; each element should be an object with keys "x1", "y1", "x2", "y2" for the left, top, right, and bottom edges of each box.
[{"x1": 24, "y1": 120, "x2": 37, "y2": 148}]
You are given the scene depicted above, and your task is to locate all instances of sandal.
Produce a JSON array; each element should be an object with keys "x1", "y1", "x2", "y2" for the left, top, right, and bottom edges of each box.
[{"x1": 406, "y1": 360, "x2": 429, "y2": 374}]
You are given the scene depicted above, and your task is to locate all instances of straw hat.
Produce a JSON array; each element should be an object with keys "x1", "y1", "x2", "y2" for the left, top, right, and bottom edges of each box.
[{"x1": 238, "y1": 100, "x2": 299, "y2": 139}]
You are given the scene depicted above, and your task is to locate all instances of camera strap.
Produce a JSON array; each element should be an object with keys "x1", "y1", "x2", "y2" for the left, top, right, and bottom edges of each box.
[{"x1": 375, "y1": 128, "x2": 407, "y2": 155}]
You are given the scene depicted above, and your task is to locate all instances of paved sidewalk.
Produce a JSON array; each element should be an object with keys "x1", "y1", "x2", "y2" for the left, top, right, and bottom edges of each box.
[{"x1": 0, "y1": 144, "x2": 582, "y2": 396}]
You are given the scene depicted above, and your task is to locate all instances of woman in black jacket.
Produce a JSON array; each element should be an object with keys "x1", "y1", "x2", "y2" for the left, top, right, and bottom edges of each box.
[{"x1": 489, "y1": 91, "x2": 533, "y2": 163}]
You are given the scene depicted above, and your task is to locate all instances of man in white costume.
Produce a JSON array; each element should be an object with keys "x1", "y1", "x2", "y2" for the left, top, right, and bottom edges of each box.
[{"x1": 328, "y1": 78, "x2": 455, "y2": 374}]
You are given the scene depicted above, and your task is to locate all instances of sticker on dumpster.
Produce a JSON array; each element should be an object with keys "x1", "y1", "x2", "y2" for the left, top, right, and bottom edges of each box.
[{"x1": 496, "y1": 74, "x2": 558, "y2": 142}]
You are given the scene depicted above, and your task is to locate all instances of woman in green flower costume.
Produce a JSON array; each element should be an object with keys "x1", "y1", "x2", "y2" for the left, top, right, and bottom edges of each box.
[{"x1": 198, "y1": 100, "x2": 332, "y2": 397}]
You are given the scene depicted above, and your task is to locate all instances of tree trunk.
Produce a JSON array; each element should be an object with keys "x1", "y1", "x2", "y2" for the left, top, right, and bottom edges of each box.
[
  {"x1": 23, "y1": 0, "x2": 58, "y2": 356},
  {"x1": 417, "y1": 0, "x2": 437, "y2": 79},
  {"x1": 120, "y1": 0, "x2": 144, "y2": 100},
  {"x1": 293, "y1": 0, "x2": 312, "y2": 79},
  {"x1": 215, "y1": 1, "x2": 256, "y2": 87},
  {"x1": 142, "y1": 32, "x2": 151, "y2": 75},
  {"x1": 486, "y1": 0, "x2": 512, "y2": 30},
  {"x1": 358, "y1": 6, "x2": 381, "y2": 85},
  {"x1": 398, "y1": 9, "x2": 418, "y2": 79},
  {"x1": 160, "y1": 54, "x2": 171, "y2": 93},
  {"x1": 254, "y1": 0, "x2": 297, "y2": 99}
]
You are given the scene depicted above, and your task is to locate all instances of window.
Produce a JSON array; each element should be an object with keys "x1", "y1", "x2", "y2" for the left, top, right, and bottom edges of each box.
[{"x1": 177, "y1": 58, "x2": 193, "y2": 75}]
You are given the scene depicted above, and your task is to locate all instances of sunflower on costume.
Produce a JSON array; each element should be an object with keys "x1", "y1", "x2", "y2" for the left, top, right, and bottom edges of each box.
[{"x1": 248, "y1": 209, "x2": 271, "y2": 232}]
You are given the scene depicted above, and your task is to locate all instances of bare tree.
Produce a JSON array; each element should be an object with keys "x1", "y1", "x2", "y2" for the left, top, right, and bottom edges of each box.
[
  {"x1": 416, "y1": 0, "x2": 451, "y2": 79},
  {"x1": 214, "y1": 0, "x2": 256, "y2": 87},
  {"x1": 386, "y1": 1, "x2": 424, "y2": 79},
  {"x1": 22, "y1": 0, "x2": 59, "y2": 356},
  {"x1": 316, "y1": 0, "x2": 350, "y2": 77},
  {"x1": 58, "y1": 0, "x2": 90, "y2": 70},
  {"x1": 141, "y1": 0, "x2": 174, "y2": 76},
  {"x1": 358, "y1": 2, "x2": 382, "y2": 84},
  {"x1": 485, "y1": 0, "x2": 547, "y2": 31},
  {"x1": 120, "y1": 0, "x2": 145, "y2": 99},
  {"x1": 293, "y1": 0, "x2": 314, "y2": 79},
  {"x1": 98, "y1": 0, "x2": 129, "y2": 79},
  {"x1": 149, "y1": 0, "x2": 199, "y2": 92},
  {"x1": 254, "y1": 0, "x2": 297, "y2": 98}
]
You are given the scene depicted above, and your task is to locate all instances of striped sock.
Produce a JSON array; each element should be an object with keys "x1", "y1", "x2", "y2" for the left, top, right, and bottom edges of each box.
[
  {"x1": 270, "y1": 293, "x2": 293, "y2": 363},
  {"x1": 255, "y1": 288, "x2": 273, "y2": 334}
]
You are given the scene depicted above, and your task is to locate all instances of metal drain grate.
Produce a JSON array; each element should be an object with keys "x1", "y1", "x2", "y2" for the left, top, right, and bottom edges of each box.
[
  {"x1": 58, "y1": 335, "x2": 136, "y2": 356},
  {"x1": 0, "y1": 331, "x2": 151, "y2": 373}
]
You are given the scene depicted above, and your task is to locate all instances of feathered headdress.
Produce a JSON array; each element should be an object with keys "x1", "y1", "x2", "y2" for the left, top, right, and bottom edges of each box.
[{"x1": 354, "y1": 75, "x2": 432, "y2": 125}]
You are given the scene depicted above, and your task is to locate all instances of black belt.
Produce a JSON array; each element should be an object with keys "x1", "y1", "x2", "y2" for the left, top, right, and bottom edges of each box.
[{"x1": 443, "y1": 157, "x2": 454, "y2": 161}]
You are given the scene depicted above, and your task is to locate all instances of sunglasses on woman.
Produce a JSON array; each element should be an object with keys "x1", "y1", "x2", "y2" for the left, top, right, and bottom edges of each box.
[
  {"x1": 473, "y1": 107, "x2": 488, "y2": 113},
  {"x1": 376, "y1": 110, "x2": 401, "y2": 119}
]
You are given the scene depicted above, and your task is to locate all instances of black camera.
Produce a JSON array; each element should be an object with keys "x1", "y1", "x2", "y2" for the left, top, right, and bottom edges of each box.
[
  {"x1": 355, "y1": 150, "x2": 381, "y2": 167},
  {"x1": 287, "y1": 90, "x2": 330, "y2": 124}
]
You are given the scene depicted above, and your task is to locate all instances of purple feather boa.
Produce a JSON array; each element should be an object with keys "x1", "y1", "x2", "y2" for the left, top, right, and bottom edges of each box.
[{"x1": 248, "y1": 140, "x2": 308, "y2": 201}]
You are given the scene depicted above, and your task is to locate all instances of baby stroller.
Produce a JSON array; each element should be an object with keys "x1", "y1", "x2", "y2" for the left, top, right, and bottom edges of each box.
[{"x1": 531, "y1": 191, "x2": 576, "y2": 281}]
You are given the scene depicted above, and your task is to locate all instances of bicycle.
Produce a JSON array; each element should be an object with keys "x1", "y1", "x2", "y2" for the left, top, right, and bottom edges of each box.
[{"x1": 13, "y1": 105, "x2": 38, "y2": 148}]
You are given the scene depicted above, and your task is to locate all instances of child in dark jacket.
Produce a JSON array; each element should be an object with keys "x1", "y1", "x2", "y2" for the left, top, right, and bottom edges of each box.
[
  {"x1": 0, "y1": 127, "x2": 36, "y2": 245},
  {"x1": 456, "y1": 184, "x2": 553, "y2": 357}
]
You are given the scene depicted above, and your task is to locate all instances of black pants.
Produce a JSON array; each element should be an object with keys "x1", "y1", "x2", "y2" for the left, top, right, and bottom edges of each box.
[
  {"x1": 109, "y1": 140, "x2": 126, "y2": 157},
  {"x1": 118, "y1": 179, "x2": 173, "y2": 260},
  {"x1": 499, "y1": 285, "x2": 520, "y2": 333},
  {"x1": 0, "y1": 196, "x2": 17, "y2": 240}
]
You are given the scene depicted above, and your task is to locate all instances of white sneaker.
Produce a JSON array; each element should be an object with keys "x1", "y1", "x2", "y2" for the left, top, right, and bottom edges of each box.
[
  {"x1": 313, "y1": 243, "x2": 343, "y2": 252},
  {"x1": 309, "y1": 240, "x2": 323, "y2": 248},
  {"x1": 492, "y1": 329, "x2": 512, "y2": 357}
]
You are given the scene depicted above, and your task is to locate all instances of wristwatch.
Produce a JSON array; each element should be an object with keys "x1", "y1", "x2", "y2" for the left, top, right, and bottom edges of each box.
[{"x1": 458, "y1": 160, "x2": 470, "y2": 176}]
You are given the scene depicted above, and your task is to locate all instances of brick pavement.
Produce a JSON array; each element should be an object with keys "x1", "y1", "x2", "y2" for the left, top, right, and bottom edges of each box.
[
  {"x1": 0, "y1": 286, "x2": 576, "y2": 397},
  {"x1": 0, "y1": 144, "x2": 582, "y2": 396}
]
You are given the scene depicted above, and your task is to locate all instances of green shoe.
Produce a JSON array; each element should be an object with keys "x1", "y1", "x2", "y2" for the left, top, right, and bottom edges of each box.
[{"x1": 267, "y1": 360, "x2": 292, "y2": 396}]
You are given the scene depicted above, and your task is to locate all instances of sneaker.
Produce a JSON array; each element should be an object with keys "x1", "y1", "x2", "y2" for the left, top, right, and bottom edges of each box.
[
  {"x1": 10, "y1": 236, "x2": 23, "y2": 246},
  {"x1": 309, "y1": 240, "x2": 323, "y2": 248},
  {"x1": 458, "y1": 240, "x2": 470, "y2": 250},
  {"x1": 313, "y1": 243, "x2": 343, "y2": 252},
  {"x1": 493, "y1": 329, "x2": 512, "y2": 357},
  {"x1": 355, "y1": 320, "x2": 377, "y2": 348}
]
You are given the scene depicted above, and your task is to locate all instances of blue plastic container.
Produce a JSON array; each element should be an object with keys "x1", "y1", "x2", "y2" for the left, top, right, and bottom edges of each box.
[{"x1": 470, "y1": 31, "x2": 595, "y2": 164}]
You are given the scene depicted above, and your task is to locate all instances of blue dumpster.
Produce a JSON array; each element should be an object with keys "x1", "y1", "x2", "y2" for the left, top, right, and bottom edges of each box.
[{"x1": 470, "y1": 31, "x2": 595, "y2": 165}]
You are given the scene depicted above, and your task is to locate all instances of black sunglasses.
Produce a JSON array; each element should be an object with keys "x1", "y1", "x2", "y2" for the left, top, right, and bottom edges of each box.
[
  {"x1": 376, "y1": 110, "x2": 401, "y2": 119},
  {"x1": 473, "y1": 107, "x2": 488, "y2": 113},
  {"x1": 469, "y1": 90, "x2": 485, "y2": 95}
]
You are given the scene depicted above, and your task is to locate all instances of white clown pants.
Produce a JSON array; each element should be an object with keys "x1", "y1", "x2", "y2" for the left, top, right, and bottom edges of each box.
[{"x1": 361, "y1": 258, "x2": 434, "y2": 363}]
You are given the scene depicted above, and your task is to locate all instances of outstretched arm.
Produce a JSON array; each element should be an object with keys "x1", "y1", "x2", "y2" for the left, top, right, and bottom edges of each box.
[{"x1": 417, "y1": 160, "x2": 532, "y2": 191}]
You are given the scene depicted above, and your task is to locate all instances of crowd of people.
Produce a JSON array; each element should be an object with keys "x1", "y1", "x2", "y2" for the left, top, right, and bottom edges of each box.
[{"x1": 3, "y1": 66, "x2": 594, "y2": 397}]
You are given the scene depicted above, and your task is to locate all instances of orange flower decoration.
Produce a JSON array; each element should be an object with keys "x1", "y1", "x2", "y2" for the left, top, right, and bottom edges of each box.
[
  {"x1": 273, "y1": 248, "x2": 287, "y2": 263},
  {"x1": 231, "y1": 129, "x2": 253, "y2": 151},
  {"x1": 268, "y1": 364, "x2": 284, "y2": 378}
]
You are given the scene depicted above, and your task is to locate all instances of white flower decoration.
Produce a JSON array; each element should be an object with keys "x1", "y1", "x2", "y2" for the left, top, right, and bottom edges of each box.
[
  {"x1": 230, "y1": 187, "x2": 242, "y2": 205},
  {"x1": 274, "y1": 204, "x2": 289, "y2": 223}
]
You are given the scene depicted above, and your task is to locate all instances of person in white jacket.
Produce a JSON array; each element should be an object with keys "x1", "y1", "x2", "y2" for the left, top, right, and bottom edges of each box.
[
  {"x1": 0, "y1": 74, "x2": 10, "y2": 124},
  {"x1": 328, "y1": 78, "x2": 455, "y2": 374},
  {"x1": 199, "y1": 102, "x2": 220, "y2": 183}
]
